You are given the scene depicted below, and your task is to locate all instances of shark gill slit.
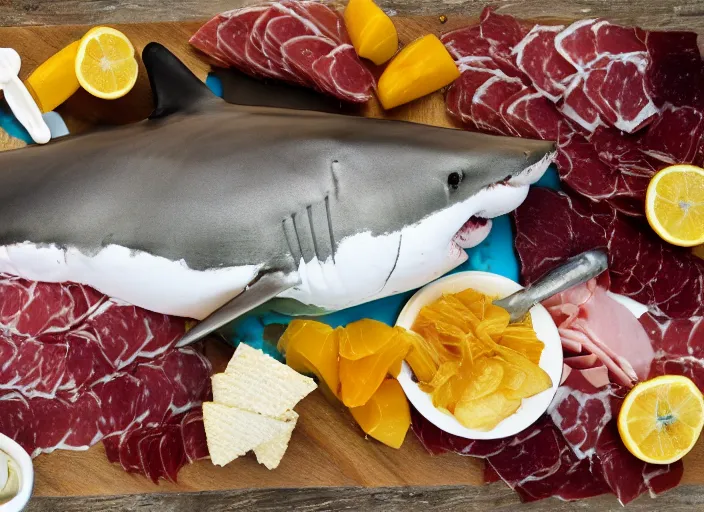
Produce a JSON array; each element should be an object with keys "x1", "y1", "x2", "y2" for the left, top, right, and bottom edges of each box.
[
  {"x1": 382, "y1": 234, "x2": 403, "y2": 290},
  {"x1": 306, "y1": 204, "x2": 320, "y2": 260},
  {"x1": 282, "y1": 218, "x2": 302, "y2": 263},
  {"x1": 330, "y1": 160, "x2": 340, "y2": 199},
  {"x1": 324, "y1": 195, "x2": 337, "y2": 263},
  {"x1": 291, "y1": 213, "x2": 306, "y2": 262}
]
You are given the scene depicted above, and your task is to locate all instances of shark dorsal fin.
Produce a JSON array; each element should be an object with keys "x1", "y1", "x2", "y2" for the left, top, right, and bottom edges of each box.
[{"x1": 142, "y1": 42, "x2": 221, "y2": 119}]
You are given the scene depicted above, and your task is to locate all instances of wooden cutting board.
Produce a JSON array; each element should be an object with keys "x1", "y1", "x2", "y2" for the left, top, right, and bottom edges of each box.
[{"x1": 1, "y1": 15, "x2": 703, "y2": 499}]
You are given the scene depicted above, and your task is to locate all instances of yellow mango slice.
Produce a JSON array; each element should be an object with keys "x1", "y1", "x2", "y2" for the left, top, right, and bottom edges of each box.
[
  {"x1": 496, "y1": 346, "x2": 552, "y2": 400},
  {"x1": 340, "y1": 334, "x2": 411, "y2": 407},
  {"x1": 339, "y1": 319, "x2": 398, "y2": 360},
  {"x1": 278, "y1": 320, "x2": 340, "y2": 398},
  {"x1": 400, "y1": 329, "x2": 438, "y2": 383},
  {"x1": 349, "y1": 378, "x2": 410, "y2": 449},
  {"x1": 377, "y1": 34, "x2": 460, "y2": 110},
  {"x1": 454, "y1": 391, "x2": 522, "y2": 431},
  {"x1": 344, "y1": 0, "x2": 398, "y2": 65}
]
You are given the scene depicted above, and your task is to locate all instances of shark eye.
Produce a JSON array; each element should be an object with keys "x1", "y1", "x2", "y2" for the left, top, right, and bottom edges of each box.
[{"x1": 447, "y1": 171, "x2": 463, "y2": 190}]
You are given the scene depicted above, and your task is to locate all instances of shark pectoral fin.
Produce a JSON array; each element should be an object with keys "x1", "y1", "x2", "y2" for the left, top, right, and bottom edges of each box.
[
  {"x1": 142, "y1": 42, "x2": 223, "y2": 119},
  {"x1": 176, "y1": 271, "x2": 300, "y2": 347},
  {"x1": 212, "y1": 68, "x2": 363, "y2": 115}
]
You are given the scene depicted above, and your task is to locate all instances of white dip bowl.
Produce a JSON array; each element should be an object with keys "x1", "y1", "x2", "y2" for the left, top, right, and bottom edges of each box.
[
  {"x1": 395, "y1": 271, "x2": 563, "y2": 440},
  {"x1": 0, "y1": 433, "x2": 33, "y2": 512}
]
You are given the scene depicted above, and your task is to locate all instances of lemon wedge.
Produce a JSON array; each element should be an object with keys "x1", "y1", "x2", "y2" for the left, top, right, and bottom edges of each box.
[
  {"x1": 75, "y1": 27, "x2": 138, "y2": 100},
  {"x1": 618, "y1": 375, "x2": 704, "y2": 464},
  {"x1": 645, "y1": 164, "x2": 704, "y2": 247}
]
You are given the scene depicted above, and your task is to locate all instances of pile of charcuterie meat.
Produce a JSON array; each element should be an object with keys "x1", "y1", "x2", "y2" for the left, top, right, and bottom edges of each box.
[
  {"x1": 412, "y1": 6, "x2": 704, "y2": 505},
  {"x1": 0, "y1": 275, "x2": 211, "y2": 482},
  {"x1": 190, "y1": 0, "x2": 375, "y2": 103}
]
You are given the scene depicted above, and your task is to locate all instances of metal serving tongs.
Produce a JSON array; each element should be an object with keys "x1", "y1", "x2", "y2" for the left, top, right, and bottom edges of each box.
[
  {"x1": 0, "y1": 48, "x2": 50, "y2": 144},
  {"x1": 493, "y1": 250, "x2": 609, "y2": 322}
]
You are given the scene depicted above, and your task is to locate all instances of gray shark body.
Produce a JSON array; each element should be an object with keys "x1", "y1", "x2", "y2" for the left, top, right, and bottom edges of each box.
[{"x1": 0, "y1": 44, "x2": 554, "y2": 344}]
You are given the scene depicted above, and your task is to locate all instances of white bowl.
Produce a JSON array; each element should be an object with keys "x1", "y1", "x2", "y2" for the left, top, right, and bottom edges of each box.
[
  {"x1": 0, "y1": 433, "x2": 33, "y2": 512},
  {"x1": 395, "y1": 271, "x2": 563, "y2": 440}
]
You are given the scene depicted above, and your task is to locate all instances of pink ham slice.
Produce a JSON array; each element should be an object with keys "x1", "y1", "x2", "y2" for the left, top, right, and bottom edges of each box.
[
  {"x1": 281, "y1": 35, "x2": 337, "y2": 89},
  {"x1": 312, "y1": 44, "x2": 374, "y2": 103},
  {"x1": 543, "y1": 274, "x2": 655, "y2": 387},
  {"x1": 513, "y1": 25, "x2": 577, "y2": 102}
]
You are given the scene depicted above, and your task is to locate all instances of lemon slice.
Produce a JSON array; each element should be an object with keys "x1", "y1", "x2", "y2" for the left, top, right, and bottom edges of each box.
[
  {"x1": 618, "y1": 375, "x2": 704, "y2": 464},
  {"x1": 75, "y1": 27, "x2": 138, "y2": 100},
  {"x1": 646, "y1": 164, "x2": 704, "y2": 247}
]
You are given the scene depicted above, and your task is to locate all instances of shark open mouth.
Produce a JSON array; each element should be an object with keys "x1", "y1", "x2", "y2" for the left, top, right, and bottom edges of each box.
[{"x1": 452, "y1": 216, "x2": 493, "y2": 250}]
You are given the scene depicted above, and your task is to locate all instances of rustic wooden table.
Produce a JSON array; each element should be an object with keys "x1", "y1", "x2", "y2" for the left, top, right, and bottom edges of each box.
[{"x1": 4, "y1": 1, "x2": 704, "y2": 510}]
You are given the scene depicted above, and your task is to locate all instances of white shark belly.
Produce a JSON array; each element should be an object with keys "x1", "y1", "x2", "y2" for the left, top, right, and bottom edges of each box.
[{"x1": 0, "y1": 242, "x2": 261, "y2": 320}]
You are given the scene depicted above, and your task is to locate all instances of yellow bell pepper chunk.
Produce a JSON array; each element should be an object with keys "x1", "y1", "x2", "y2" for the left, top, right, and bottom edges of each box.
[
  {"x1": 377, "y1": 34, "x2": 460, "y2": 110},
  {"x1": 25, "y1": 40, "x2": 81, "y2": 113},
  {"x1": 344, "y1": 0, "x2": 398, "y2": 65},
  {"x1": 349, "y1": 378, "x2": 411, "y2": 449}
]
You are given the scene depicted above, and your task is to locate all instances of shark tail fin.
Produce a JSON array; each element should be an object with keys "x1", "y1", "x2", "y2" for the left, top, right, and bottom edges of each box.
[{"x1": 142, "y1": 42, "x2": 222, "y2": 119}]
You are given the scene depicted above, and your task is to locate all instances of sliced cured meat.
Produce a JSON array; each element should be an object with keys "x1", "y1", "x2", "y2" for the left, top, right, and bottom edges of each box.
[
  {"x1": 513, "y1": 187, "x2": 704, "y2": 319},
  {"x1": 548, "y1": 371, "x2": 682, "y2": 504},
  {"x1": 281, "y1": 35, "x2": 337, "y2": 88},
  {"x1": 543, "y1": 275, "x2": 654, "y2": 386},
  {"x1": 643, "y1": 30, "x2": 704, "y2": 109},
  {"x1": 641, "y1": 105, "x2": 704, "y2": 164},
  {"x1": 246, "y1": 6, "x2": 291, "y2": 80},
  {"x1": 559, "y1": 75, "x2": 604, "y2": 133},
  {"x1": 487, "y1": 416, "x2": 611, "y2": 502},
  {"x1": 312, "y1": 44, "x2": 374, "y2": 103},
  {"x1": 501, "y1": 88, "x2": 561, "y2": 140},
  {"x1": 189, "y1": 13, "x2": 231, "y2": 67},
  {"x1": 441, "y1": 24, "x2": 491, "y2": 62},
  {"x1": 0, "y1": 337, "x2": 68, "y2": 399},
  {"x1": 513, "y1": 25, "x2": 577, "y2": 102},
  {"x1": 556, "y1": 19, "x2": 657, "y2": 133},
  {"x1": 479, "y1": 7, "x2": 533, "y2": 82},
  {"x1": 445, "y1": 67, "x2": 498, "y2": 128},
  {"x1": 263, "y1": 14, "x2": 316, "y2": 81},
  {"x1": 217, "y1": 6, "x2": 269, "y2": 74},
  {"x1": 555, "y1": 125, "x2": 656, "y2": 216},
  {"x1": 287, "y1": 0, "x2": 350, "y2": 45},
  {"x1": 182, "y1": 409, "x2": 209, "y2": 462},
  {"x1": 583, "y1": 53, "x2": 658, "y2": 133},
  {"x1": 471, "y1": 74, "x2": 525, "y2": 135}
]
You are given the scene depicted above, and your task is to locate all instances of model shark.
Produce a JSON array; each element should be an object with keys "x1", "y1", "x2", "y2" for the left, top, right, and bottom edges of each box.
[{"x1": 0, "y1": 43, "x2": 554, "y2": 345}]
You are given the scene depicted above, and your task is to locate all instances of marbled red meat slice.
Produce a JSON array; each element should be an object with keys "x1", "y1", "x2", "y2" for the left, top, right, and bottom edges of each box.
[
  {"x1": 548, "y1": 371, "x2": 683, "y2": 504},
  {"x1": 57, "y1": 332, "x2": 114, "y2": 398},
  {"x1": 501, "y1": 88, "x2": 561, "y2": 140},
  {"x1": 410, "y1": 407, "x2": 508, "y2": 456},
  {"x1": 513, "y1": 25, "x2": 577, "y2": 102},
  {"x1": 264, "y1": 14, "x2": 317, "y2": 81},
  {"x1": 556, "y1": 19, "x2": 658, "y2": 133},
  {"x1": 441, "y1": 24, "x2": 490, "y2": 62},
  {"x1": 471, "y1": 74, "x2": 525, "y2": 135},
  {"x1": 137, "y1": 429, "x2": 168, "y2": 483},
  {"x1": 182, "y1": 409, "x2": 209, "y2": 462},
  {"x1": 150, "y1": 347, "x2": 212, "y2": 416},
  {"x1": 189, "y1": 13, "x2": 231, "y2": 67},
  {"x1": 445, "y1": 68, "x2": 497, "y2": 128},
  {"x1": 217, "y1": 7, "x2": 268, "y2": 73},
  {"x1": 555, "y1": 125, "x2": 656, "y2": 216},
  {"x1": 641, "y1": 105, "x2": 704, "y2": 164},
  {"x1": 559, "y1": 75, "x2": 604, "y2": 133},
  {"x1": 246, "y1": 6, "x2": 290, "y2": 80},
  {"x1": 312, "y1": 44, "x2": 374, "y2": 103},
  {"x1": 159, "y1": 424, "x2": 188, "y2": 483},
  {"x1": 479, "y1": 7, "x2": 533, "y2": 82},
  {"x1": 643, "y1": 30, "x2": 704, "y2": 109},
  {"x1": 487, "y1": 417, "x2": 611, "y2": 501},
  {"x1": 0, "y1": 276, "x2": 103, "y2": 337},
  {"x1": 92, "y1": 373, "x2": 145, "y2": 434},
  {"x1": 281, "y1": 35, "x2": 337, "y2": 88},
  {"x1": 513, "y1": 187, "x2": 704, "y2": 318},
  {"x1": 0, "y1": 336, "x2": 67, "y2": 398},
  {"x1": 287, "y1": 0, "x2": 350, "y2": 44},
  {"x1": 642, "y1": 314, "x2": 704, "y2": 359}
]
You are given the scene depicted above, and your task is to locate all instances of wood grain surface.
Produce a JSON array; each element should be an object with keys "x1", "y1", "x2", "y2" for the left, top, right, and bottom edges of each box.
[{"x1": 2, "y1": 3, "x2": 704, "y2": 511}]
